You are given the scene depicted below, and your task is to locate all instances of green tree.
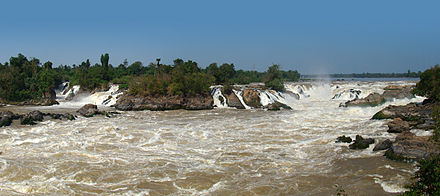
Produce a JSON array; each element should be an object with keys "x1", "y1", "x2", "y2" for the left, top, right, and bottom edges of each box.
[{"x1": 264, "y1": 64, "x2": 285, "y2": 91}]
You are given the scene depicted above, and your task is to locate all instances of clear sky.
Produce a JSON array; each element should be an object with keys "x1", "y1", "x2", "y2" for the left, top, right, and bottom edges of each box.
[{"x1": 1, "y1": 0, "x2": 439, "y2": 74}]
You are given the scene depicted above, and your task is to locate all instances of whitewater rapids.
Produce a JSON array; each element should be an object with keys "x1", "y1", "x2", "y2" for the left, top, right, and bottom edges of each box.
[{"x1": 0, "y1": 80, "x2": 424, "y2": 195}]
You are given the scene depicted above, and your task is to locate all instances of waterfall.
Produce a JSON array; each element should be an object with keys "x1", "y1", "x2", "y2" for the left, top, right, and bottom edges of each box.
[
  {"x1": 232, "y1": 89, "x2": 252, "y2": 109},
  {"x1": 210, "y1": 86, "x2": 228, "y2": 108}
]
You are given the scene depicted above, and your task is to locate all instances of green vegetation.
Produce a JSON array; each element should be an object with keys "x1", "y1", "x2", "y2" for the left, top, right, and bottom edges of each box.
[
  {"x1": 0, "y1": 54, "x2": 301, "y2": 102},
  {"x1": 413, "y1": 65, "x2": 440, "y2": 101},
  {"x1": 264, "y1": 64, "x2": 285, "y2": 91},
  {"x1": 306, "y1": 71, "x2": 422, "y2": 79},
  {"x1": 0, "y1": 54, "x2": 62, "y2": 102},
  {"x1": 401, "y1": 155, "x2": 440, "y2": 195}
]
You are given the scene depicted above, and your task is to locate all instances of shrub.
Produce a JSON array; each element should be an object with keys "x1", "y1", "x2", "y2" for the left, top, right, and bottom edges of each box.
[
  {"x1": 401, "y1": 155, "x2": 440, "y2": 195},
  {"x1": 413, "y1": 65, "x2": 440, "y2": 101}
]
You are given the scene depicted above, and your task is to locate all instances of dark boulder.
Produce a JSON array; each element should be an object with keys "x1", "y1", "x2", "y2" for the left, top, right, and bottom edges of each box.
[
  {"x1": 373, "y1": 139, "x2": 392, "y2": 151},
  {"x1": 335, "y1": 135, "x2": 352, "y2": 143},
  {"x1": 20, "y1": 110, "x2": 44, "y2": 125},
  {"x1": 387, "y1": 118, "x2": 410, "y2": 133},
  {"x1": 349, "y1": 135, "x2": 375, "y2": 149},
  {"x1": 265, "y1": 101, "x2": 292, "y2": 111},
  {"x1": 27, "y1": 110, "x2": 44, "y2": 121},
  {"x1": 385, "y1": 132, "x2": 440, "y2": 162},
  {"x1": 0, "y1": 111, "x2": 14, "y2": 127},
  {"x1": 77, "y1": 104, "x2": 102, "y2": 117}
]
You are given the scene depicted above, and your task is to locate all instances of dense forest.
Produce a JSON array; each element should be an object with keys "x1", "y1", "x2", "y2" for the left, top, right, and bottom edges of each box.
[
  {"x1": 304, "y1": 71, "x2": 422, "y2": 79},
  {"x1": 0, "y1": 54, "x2": 300, "y2": 103}
]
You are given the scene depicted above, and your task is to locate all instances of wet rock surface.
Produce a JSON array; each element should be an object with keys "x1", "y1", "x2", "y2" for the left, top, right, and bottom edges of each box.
[
  {"x1": 77, "y1": 104, "x2": 103, "y2": 117},
  {"x1": 373, "y1": 139, "x2": 392, "y2": 151},
  {"x1": 264, "y1": 101, "x2": 292, "y2": 111},
  {"x1": 335, "y1": 135, "x2": 353, "y2": 143},
  {"x1": 342, "y1": 85, "x2": 415, "y2": 107},
  {"x1": 349, "y1": 135, "x2": 374, "y2": 149}
]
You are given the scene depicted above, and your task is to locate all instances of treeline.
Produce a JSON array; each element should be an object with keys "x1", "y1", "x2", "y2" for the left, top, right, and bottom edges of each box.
[
  {"x1": 0, "y1": 53, "x2": 300, "y2": 102},
  {"x1": 305, "y1": 71, "x2": 422, "y2": 78}
]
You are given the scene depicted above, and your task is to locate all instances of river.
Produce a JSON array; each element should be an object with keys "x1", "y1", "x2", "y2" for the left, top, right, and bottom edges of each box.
[{"x1": 0, "y1": 80, "x2": 426, "y2": 195}]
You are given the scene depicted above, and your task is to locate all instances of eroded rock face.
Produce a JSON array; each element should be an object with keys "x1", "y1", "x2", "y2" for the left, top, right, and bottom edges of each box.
[
  {"x1": 226, "y1": 93, "x2": 245, "y2": 109},
  {"x1": 349, "y1": 135, "x2": 374, "y2": 149},
  {"x1": 385, "y1": 132, "x2": 440, "y2": 161},
  {"x1": 242, "y1": 89, "x2": 262, "y2": 108},
  {"x1": 387, "y1": 118, "x2": 410, "y2": 133},
  {"x1": 114, "y1": 94, "x2": 213, "y2": 111},
  {"x1": 343, "y1": 93, "x2": 385, "y2": 107},
  {"x1": 77, "y1": 104, "x2": 102, "y2": 117},
  {"x1": 20, "y1": 110, "x2": 44, "y2": 125}
]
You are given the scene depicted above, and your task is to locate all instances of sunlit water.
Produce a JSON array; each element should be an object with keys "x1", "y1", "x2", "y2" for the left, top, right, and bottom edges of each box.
[{"x1": 0, "y1": 81, "x2": 425, "y2": 195}]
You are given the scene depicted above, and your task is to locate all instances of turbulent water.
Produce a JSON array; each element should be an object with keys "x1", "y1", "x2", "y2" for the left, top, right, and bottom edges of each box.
[{"x1": 0, "y1": 80, "x2": 427, "y2": 195}]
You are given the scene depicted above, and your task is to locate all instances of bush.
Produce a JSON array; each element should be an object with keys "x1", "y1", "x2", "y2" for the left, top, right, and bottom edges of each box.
[
  {"x1": 413, "y1": 65, "x2": 440, "y2": 101},
  {"x1": 401, "y1": 155, "x2": 440, "y2": 195}
]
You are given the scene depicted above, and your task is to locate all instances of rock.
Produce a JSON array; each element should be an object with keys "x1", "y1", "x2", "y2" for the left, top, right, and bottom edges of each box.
[
  {"x1": 349, "y1": 135, "x2": 375, "y2": 149},
  {"x1": 343, "y1": 93, "x2": 385, "y2": 107},
  {"x1": 382, "y1": 85, "x2": 415, "y2": 101},
  {"x1": 42, "y1": 89, "x2": 56, "y2": 100},
  {"x1": 226, "y1": 92, "x2": 245, "y2": 109},
  {"x1": 20, "y1": 110, "x2": 44, "y2": 125},
  {"x1": 242, "y1": 89, "x2": 262, "y2": 108},
  {"x1": 387, "y1": 118, "x2": 410, "y2": 133},
  {"x1": 385, "y1": 132, "x2": 440, "y2": 161},
  {"x1": 335, "y1": 135, "x2": 352, "y2": 143},
  {"x1": 48, "y1": 113, "x2": 76, "y2": 121},
  {"x1": 27, "y1": 110, "x2": 44, "y2": 121},
  {"x1": 77, "y1": 104, "x2": 102, "y2": 117},
  {"x1": 265, "y1": 101, "x2": 292, "y2": 111},
  {"x1": 114, "y1": 94, "x2": 213, "y2": 111},
  {"x1": 371, "y1": 102, "x2": 434, "y2": 129},
  {"x1": 373, "y1": 139, "x2": 392, "y2": 151},
  {"x1": 0, "y1": 116, "x2": 12, "y2": 127}
]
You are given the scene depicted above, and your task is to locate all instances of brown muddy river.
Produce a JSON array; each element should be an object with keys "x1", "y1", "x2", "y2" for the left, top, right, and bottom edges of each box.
[{"x1": 0, "y1": 81, "x2": 425, "y2": 195}]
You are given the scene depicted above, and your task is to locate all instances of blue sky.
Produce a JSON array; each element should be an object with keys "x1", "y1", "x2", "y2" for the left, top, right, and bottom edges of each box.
[{"x1": 1, "y1": 0, "x2": 439, "y2": 74}]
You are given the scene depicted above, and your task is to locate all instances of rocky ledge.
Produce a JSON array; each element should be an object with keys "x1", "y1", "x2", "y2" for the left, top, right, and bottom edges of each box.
[
  {"x1": 384, "y1": 132, "x2": 440, "y2": 162},
  {"x1": 0, "y1": 110, "x2": 75, "y2": 127},
  {"x1": 372, "y1": 100, "x2": 436, "y2": 130},
  {"x1": 114, "y1": 94, "x2": 213, "y2": 111},
  {"x1": 342, "y1": 85, "x2": 415, "y2": 107}
]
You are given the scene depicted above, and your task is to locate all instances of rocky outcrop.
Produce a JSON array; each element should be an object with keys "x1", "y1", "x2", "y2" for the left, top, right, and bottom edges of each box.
[
  {"x1": 264, "y1": 101, "x2": 292, "y2": 111},
  {"x1": 349, "y1": 135, "x2": 375, "y2": 149},
  {"x1": 77, "y1": 104, "x2": 104, "y2": 117},
  {"x1": 373, "y1": 139, "x2": 392, "y2": 151},
  {"x1": 387, "y1": 118, "x2": 410, "y2": 133},
  {"x1": 372, "y1": 102, "x2": 435, "y2": 130},
  {"x1": 242, "y1": 89, "x2": 262, "y2": 108},
  {"x1": 343, "y1": 93, "x2": 385, "y2": 107},
  {"x1": 20, "y1": 110, "x2": 44, "y2": 125},
  {"x1": 114, "y1": 94, "x2": 213, "y2": 111},
  {"x1": 382, "y1": 85, "x2": 415, "y2": 101},
  {"x1": 226, "y1": 93, "x2": 245, "y2": 109},
  {"x1": 342, "y1": 85, "x2": 415, "y2": 107},
  {"x1": 385, "y1": 132, "x2": 440, "y2": 161},
  {"x1": 335, "y1": 135, "x2": 353, "y2": 143},
  {"x1": 0, "y1": 111, "x2": 17, "y2": 127}
]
